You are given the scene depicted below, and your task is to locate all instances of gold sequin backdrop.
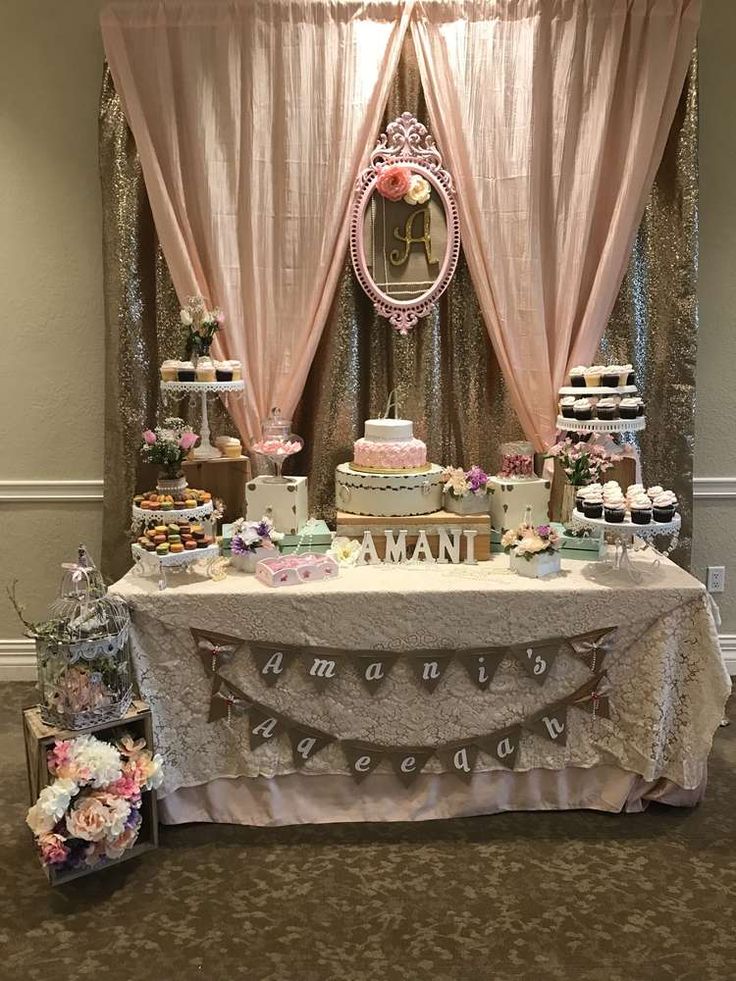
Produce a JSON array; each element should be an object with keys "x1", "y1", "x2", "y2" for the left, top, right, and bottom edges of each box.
[{"x1": 99, "y1": 41, "x2": 698, "y2": 581}]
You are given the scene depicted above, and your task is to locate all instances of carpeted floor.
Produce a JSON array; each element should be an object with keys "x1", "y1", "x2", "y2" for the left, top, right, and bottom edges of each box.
[{"x1": 1, "y1": 684, "x2": 735, "y2": 981}]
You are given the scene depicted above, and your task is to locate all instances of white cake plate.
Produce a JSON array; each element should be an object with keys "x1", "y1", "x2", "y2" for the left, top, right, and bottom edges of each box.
[
  {"x1": 131, "y1": 542, "x2": 222, "y2": 590},
  {"x1": 131, "y1": 500, "x2": 213, "y2": 528},
  {"x1": 558, "y1": 385, "x2": 638, "y2": 397},
  {"x1": 570, "y1": 509, "x2": 680, "y2": 581},
  {"x1": 556, "y1": 415, "x2": 646, "y2": 433},
  {"x1": 161, "y1": 379, "x2": 245, "y2": 460}
]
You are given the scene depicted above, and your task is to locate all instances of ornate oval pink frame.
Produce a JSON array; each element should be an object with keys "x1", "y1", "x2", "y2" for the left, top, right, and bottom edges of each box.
[{"x1": 350, "y1": 113, "x2": 460, "y2": 336}]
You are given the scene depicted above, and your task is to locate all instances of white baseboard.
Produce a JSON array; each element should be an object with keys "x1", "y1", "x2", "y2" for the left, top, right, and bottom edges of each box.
[{"x1": 1, "y1": 634, "x2": 734, "y2": 682}]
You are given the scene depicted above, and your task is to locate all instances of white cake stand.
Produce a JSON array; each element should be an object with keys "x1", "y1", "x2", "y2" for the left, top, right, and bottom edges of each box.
[
  {"x1": 570, "y1": 509, "x2": 681, "y2": 581},
  {"x1": 161, "y1": 379, "x2": 245, "y2": 460},
  {"x1": 556, "y1": 415, "x2": 646, "y2": 434},
  {"x1": 131, "y1": 542, "x2": 223, "y2": 590}
]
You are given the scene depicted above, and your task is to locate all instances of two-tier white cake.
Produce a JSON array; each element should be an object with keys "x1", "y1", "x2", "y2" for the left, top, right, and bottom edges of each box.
[{"x1": 336, "y1": 417, "x2": 443, "y2": 516}]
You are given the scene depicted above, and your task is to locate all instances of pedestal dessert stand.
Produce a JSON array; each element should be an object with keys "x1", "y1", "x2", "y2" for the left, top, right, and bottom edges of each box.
[
  {"x1": 130, "y1": 543, "x2": 224, "y2": 591},
  {"x1": 571, "y1": 509, "x2": 681, "y2": 581},
  {"x1": 161, "y1": 380, "x2": 245, "y2": 460}
]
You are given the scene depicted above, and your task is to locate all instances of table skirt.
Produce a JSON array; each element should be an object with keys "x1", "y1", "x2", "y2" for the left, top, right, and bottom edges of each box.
[{"x1": 159, "y1": 765, "x2": 706, "y2": 827}]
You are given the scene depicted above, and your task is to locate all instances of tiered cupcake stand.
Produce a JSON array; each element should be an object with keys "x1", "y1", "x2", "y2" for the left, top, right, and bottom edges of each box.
[
  {"x1": 556, "y1": 384, "x2": 646, "y2": 434},
  {"x1": 130, "y1": 498, "x2": 222, "y2": 590},
  {"x1": 161, "y1": 379, "x2": 245, "y2": 460},
  {"x1": 570, "y1": 509, "x2": 681, "y2": 581}
]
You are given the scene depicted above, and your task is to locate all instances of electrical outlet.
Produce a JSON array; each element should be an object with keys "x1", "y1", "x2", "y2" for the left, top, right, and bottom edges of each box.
[{"x1": 707, "y1": 566, "x2": 726, "y2": 594}]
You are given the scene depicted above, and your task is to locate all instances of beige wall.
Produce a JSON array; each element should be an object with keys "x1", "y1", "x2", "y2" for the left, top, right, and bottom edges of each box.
[
  {"x1": 1, "y1": 0, "x2": 735, "y2": 644},
  {"x1": 0, "y1": 0, "x2": 107, "y2": 637}
]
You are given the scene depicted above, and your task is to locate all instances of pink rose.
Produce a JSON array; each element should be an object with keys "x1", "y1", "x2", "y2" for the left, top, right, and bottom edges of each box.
[
  {"x1": 179, "y1": 431, "x2": 199, "y2": 451},
  {"x1": 143, "y1": 430, "x2": 156, "y2": 445},
  {"x1": 106, "y1": 773, "x2": 142, "y2": 802},
  {"x1": 38, "y1": 833, "x2": 69, "y2": 866},
  {"x1": 103, "y1": 821, "x2": 141, "y2": 860},
  {"x1": 65, "y1": 797, "x2": 110, "y2": 842},
  {"x1": 376, "y1": 165, "x2": 412, "y2": 202}
]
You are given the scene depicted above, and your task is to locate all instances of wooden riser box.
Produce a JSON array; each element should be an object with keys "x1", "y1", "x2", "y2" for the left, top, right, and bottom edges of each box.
[{"x1": 23, "y1": 701, "x2": 158, "y2": 886}]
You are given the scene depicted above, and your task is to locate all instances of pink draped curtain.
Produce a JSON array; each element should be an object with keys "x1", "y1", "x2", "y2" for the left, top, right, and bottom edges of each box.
[
  {"x1": 101, "y1": 0, "x2": 411, "y2": 442},
  {"x1": 412, "y1": 0, "x2": 700, "y2": 449}
]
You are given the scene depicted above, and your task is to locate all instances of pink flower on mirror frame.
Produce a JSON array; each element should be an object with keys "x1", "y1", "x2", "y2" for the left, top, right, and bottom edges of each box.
[
  {"x1": 376, "y1": 164, "x2": 412, "y2": 202},
  {"x1": 178, "y1": 431, "x2": 199, "y2": 451},
  {"x1": 142, "y1": 430, "x2": 157, "y2": 445}
]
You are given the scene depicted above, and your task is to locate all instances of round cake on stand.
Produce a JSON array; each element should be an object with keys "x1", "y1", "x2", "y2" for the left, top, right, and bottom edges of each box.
[{"x1": 336, "y1": 417, "x2": 443, "y2": 517}]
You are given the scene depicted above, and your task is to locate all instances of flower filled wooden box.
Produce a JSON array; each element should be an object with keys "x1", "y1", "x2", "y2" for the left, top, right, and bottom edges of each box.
[{"x1": 22, "y1": 700, "x2": 159, "y2": 886}]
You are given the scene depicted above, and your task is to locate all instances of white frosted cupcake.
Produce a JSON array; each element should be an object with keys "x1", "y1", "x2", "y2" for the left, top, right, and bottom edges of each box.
[
  {"x1": 178, "y1": 360, "x2": 196, "y2": 381},
  {"x1": 604, "y1": 499, "x2": 626, "y2": 523},
  {"x1": 196, "y1": 357, "x2": 216, "y2": 382},
  {"x1": 619, "y1": 397, "x2": 640, "y2": 419},
  {"x1": 570, "y1": 365, "x2": 587, "y2": 388},
  {"x1": 227, "y1": 360, "x2": 242, "y2": 381},
  {"x1": 215, "y1": 360, "x2": 233, "y2": 382},
  {"x1": 573, "y1": 397, "x2": 593, "y2": 420},
  {"x1": 160, "y1": 360, "x2": 179, "y2": 382},
  {"x1": 652, "y1": 491, "x2": 677, "y2": 522},
  {"x1": 647, "y1": 485, "x2": 664, "y2": 501},
  {"x1": 585, "y1": 365, "x2": 606, "y2": 387},
  {"x1": 596, "y1": 397, "x2": 618, "y2": 419},
  {"x1": 560, "y1": 395, "x2": 576, "y2": 419},
  {"x1": 630, "y1": 495, "x2": 652, "y2": 524},
  {"x1": 217, "y1": 436, "x2": 242, "y2": 459}
]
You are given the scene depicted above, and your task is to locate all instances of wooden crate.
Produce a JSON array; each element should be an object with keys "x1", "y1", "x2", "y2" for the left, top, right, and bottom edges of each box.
[
  {"x1": 183, "y1": 454, "x2": 251, "y2": 525},
  {"x1": 336, "y1": 510, "x2": 492, "y2": 561},
  {"x1": 23, "y1": 700, "x2": 159, "y2": 886}
]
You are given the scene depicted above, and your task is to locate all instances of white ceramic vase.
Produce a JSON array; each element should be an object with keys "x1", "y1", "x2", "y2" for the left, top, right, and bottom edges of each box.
[
  {"x1": 509, "y1": 550, "x2": 561, "y2": 579},
  {"x1": 230, "y1": 545, "x2": 276, "y2": 573},
  {"x1": 156, "y1": 473, "x2": 188, "y2": 495}
]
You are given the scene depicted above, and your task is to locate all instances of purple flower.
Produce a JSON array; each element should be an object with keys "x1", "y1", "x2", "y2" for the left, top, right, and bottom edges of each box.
[
  {"x1": 254, "y1": 519, "x2": 273, "y2": 540},
  {"x1": 465, "y1": 465, "x2": 489, "y2": 493},
  {"x1": 231, "y1": 535, "x2": 253, "y2": 556},
  {"x1": 536, "y1": 524, "x2": 551, "y2": 538}
]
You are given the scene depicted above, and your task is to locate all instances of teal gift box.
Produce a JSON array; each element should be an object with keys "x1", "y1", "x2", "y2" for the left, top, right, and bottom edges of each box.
[{"x1": 277, "y1": 520, "x2": 333, "y2": 554}]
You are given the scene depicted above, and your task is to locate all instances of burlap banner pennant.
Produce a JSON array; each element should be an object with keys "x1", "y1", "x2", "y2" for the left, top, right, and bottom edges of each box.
[
  {"x1": 343, "y1": 744, "x2": 385, "y2": 784},
  {"x1": 567, "y1": 627, "x2": 618, "y2": 673},
  {"x1": 525, "y1": 703, "x2": 569, "y2": 746},
  {"x1": 351, "y1": 651, "x2": 400, "y2": 694},
  {"x1": 300, "y1": 649, "x2": 341, "y2": 692},
  {"x1": 207, "y1": 676, "x2": 251, "y2": 724},
  {"x1": 248, "y1": 704, "x2": 284, "y2": 750},
  {"x1": 286, "y1": 721, "x2": 335, "y2": 768},
  {"x1": 508, "y1": 639, "x2": 563, "y2": 685},
  {"x1": 191, "y1": 627, "x2": 244, "y2": 677},
  {"x1": 387, "y1": 748, "x2": 434, "y2": 788},
  {"x1": 410, "y1": 650, "x2": 454, "y2": 693},
  {"x1": 476, "y1": 725, "x2": 522, "y2": 770},
  {"x1": 570, "y1": 671, "x2": 611, "y2": 720},
  {"x1": 250, "y1": 642, "x2": 299, "y2": 687},
  {"x1": 438, "y1": 742, "x2": 479, "y2": 784},
  {"x1": 456, "y1": 649, "x2": 506, "y2": 691}
]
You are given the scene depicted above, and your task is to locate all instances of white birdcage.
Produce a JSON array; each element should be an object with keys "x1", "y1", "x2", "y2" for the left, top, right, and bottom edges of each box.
[{"x1": 35, "y1": 546, "x2": 133, "y2": 729}]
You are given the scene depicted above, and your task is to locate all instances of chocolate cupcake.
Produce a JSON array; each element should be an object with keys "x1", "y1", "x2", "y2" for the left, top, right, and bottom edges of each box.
[
  {"x1": 652, "y1": 492, "x2": 677, "y2": 522},
  {"x1": 569, "y1": 366, "x2": 587, "y2": 388},
  {"x1": 215, "y1": 360, "x2": 233, "y2": 382},
  {"x1": 178, "y1": 361, "x2": 196, "y2": 382},
  {"x1": 622, "y1": 363, "x2": 635, "y2": 385},
  {"x1": 583, "y1": 496, "x2": 604, "y2": 519},
  {"x1": 560, "y1": 396, "x2": 576, "y2": 419},
  {"x1": 618, "y1": 397, "x2": 639, "y2": 420},
  {"x1": 596, "y1": 397, "x2": 618, "y2": 420},
  {"x1": 573, "y1": 398, "x2": 593, "y2": 421},
  {"x1": 630, "y1": 497, "x2": 652, "y2": 524},
  {"x1": 601, "y1": 368, "x2": 620, "y2": 388},
  {"x1": 604, "y1": 500, "x2": 626, "y2": 523}
]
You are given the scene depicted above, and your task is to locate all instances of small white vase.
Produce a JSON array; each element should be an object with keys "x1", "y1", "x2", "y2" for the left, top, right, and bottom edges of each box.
[
  {"x1": 444, "y1": 491, "x2": 490, "y2": 515},
  {"x1": 230, "y1": 545, "x2": 275, "y2": 573},
  {"x1": 509, "y1": 550, "x2": 561, "y2": 579}
]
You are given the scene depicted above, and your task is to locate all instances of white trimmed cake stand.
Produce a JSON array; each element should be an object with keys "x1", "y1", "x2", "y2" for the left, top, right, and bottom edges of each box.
[
  {"x1": 571, "y1": 508, "x2": 681, "y2": 581},
  {"x1": 131, "y1": 500, "x2": 214, "y2": 533},
  {"x1": 131, "y1": 542, "x2": 224, "y2": 590},
  {"x1": 556, "y1": 415, "x2": 646, "y2": 434},
  {"x1": 161, "y1": 379, "x2": 245, "y2": 460}
]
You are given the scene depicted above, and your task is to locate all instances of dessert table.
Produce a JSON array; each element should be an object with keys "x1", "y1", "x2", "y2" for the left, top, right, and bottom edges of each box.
[{"x1": 111, "y1": 553, "x2": 731, "y2": 826}]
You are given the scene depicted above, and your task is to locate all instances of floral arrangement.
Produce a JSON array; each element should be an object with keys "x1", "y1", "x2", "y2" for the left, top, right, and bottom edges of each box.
[
  {"x1": 140, "y1": 418, "x2": 199, "y2": 477},
  {"x1": 328, "y1": 536, "x2": 361, "y2": 566},
  {"x1": 442, "y1": 465, "x2": 490, "y2": 498},
  {"x1": 26, "y1": 732, "x2": 163, "y2": 873},
  {"x1": 545, "y1": 438, "x2": 620, "y2": 487},
  {"x1": 230, "y1": 515, "x2": 283, "y2": 555},
  {"x1": 502, "y1": 522, "x2": 562, "y2": 560},
  {"x1": 376, "y1": 165, "x2": 431, "y2": 206},
  {"x1": 180, "y1": 295, "x2": 224, "y2": 358}
]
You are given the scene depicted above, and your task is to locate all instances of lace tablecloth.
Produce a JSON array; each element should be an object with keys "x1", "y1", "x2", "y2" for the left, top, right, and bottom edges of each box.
[{"x1": 111, "y1": 555, "x2": 731, "y2": 806}]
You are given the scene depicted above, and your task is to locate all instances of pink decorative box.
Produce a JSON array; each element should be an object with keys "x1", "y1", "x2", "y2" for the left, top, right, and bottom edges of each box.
[{"x1": 255, "y1": 553, "x2": 339, "y2": 588}]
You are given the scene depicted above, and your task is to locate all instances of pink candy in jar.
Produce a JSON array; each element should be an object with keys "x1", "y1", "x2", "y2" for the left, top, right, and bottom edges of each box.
[{"x1": 498, "y1": 441, "x2": 535, "y2": 479}]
